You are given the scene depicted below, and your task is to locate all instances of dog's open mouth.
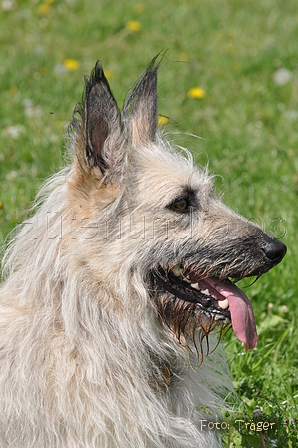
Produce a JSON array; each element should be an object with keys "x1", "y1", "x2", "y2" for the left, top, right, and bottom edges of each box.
[{"x1": 154, "y1": 264, "x2": 258, "y2": 350}]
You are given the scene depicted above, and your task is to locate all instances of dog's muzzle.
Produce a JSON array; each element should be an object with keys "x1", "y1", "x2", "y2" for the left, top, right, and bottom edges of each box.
[{"x1": 151, "y1": 235, "x2": 286, "y2": 351}]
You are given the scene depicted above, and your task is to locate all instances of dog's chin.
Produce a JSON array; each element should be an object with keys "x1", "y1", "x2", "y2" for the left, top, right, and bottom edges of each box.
[{"x1": 151, "y1": 264, "x2": 259, "y2": 351}]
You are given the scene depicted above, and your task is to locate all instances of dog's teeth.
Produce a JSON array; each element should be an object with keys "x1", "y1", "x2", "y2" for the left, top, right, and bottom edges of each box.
[
  {"x1": 218, "y1": 298, "x2": 229, "y2": 310},
  {"x1": 201, "y1": 289, "x2": 210, "y2": 296},
  {"x1": 170, "y1": 265, "x2": 183, "y2": 277},
  {"x1": 191, "y1": 283, "x2": 199, "y2": 290},
  {"x1": 183, "y1": 276, "x2": 191, "y2": 283}
]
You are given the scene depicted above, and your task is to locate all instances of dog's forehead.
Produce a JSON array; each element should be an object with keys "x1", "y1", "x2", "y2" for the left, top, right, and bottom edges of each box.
[{"x1": 133, "y1": 143, "x2": 213, "y2": 204}]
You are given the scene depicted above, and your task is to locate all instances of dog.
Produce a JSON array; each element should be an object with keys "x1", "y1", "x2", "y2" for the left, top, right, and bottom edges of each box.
[{"x1": 0, "y1": 56, "x2": 286, "y2": 447}]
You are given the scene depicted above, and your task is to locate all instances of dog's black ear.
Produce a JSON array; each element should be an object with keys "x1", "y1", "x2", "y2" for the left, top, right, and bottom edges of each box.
[
  {"x1": 122, "y1": 54, "x2": 161, "y2": 144},
  {"x1": 83, "y1": 62, "x2": 121, "y2": 174}
]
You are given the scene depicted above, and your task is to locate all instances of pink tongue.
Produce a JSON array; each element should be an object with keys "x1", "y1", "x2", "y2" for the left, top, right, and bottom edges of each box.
[{"x1": 203, "y1": 277, "x2": 258, "y2": 350}]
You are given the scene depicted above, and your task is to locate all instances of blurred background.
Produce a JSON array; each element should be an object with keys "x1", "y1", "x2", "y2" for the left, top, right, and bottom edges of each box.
[{"x1": 1, "y1": 0, "x2": 297, "y2": 445}]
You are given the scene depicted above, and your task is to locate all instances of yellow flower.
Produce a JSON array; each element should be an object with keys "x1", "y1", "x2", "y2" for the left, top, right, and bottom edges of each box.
[
  {"x1": 158, "y1": 116, "x2": 169, "y2": 126},
  {"x1": 9, "y1": 86, "x2": 18, "y2": 95},
  {"x1": 126, "y1": 20, "x2": 142, "y2": 32},
  {"x1": 133, "y1": 4, "x2": 144, "y2": 14},
  {"x1": 179, "y1": 52, "x2": 189, "y2": 62},
  {"x1": 37, "y1": 3, "x2": 51, "y2": 15},
  {"x1": 64, "y1": 59, "x2": 80, "y2": 71},
  {"x1": 104, "y1": 70, "x2": 114, "y2": 81},
  {"x1": 187, "y1": 87, "x2": 206, "y2": 99},
  {"x1": 0, "y1": 201, "x2": 2, "y2": 209}
]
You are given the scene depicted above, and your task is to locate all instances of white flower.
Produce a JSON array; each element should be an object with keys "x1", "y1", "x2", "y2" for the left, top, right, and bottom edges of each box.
[
  {"x1": 273, "y1": 68, "x2": 293, "y2": 86},
  {"x1": 2, "y1": 0, "x2": 16, "y2": 11},
  {"x1": 23, "y1": 99, "x2": 42, "y2": 117},
  {"x1": 3, "y1": 125, "x2": 26, "y2": 140}
]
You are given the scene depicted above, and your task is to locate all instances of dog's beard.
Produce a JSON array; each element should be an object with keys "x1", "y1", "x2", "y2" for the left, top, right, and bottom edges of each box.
[{"x1": 153, "y1": 289, "x2": 226, "y2": 361}]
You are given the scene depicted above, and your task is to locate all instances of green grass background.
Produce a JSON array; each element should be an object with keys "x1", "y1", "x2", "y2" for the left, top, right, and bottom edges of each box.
[{"x1": 1, "y1": 0, "x2": 297, "y2": 446}]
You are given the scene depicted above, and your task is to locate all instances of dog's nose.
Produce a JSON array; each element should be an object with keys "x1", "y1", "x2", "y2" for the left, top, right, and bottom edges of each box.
[{"x1": 261, "y1": 236, "x2": 287, "y2": 264}]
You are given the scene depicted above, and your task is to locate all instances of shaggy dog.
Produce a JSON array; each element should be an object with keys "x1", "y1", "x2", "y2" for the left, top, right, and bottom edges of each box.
[{"x1": 0, "y1": 56, "x2": 286, "y2": 447}]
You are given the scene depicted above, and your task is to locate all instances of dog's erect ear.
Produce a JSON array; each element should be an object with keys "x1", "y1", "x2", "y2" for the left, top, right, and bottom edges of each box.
[
  {"x1": 122, "y1": 54, "x2": 161, "y2": 145},
  {"x1": 81, "y1": 62, "x2": 121, "y2": 174}
]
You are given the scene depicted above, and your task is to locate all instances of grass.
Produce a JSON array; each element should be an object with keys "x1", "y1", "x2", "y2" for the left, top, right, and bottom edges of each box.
[{"x1": 1, "y1": 0, "x2": 298, "y2": 445}]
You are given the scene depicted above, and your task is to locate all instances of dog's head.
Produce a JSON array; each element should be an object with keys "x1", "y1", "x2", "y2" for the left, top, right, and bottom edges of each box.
[{"x1": 68, "y1": 56, "x2": 286, "y2": 352}]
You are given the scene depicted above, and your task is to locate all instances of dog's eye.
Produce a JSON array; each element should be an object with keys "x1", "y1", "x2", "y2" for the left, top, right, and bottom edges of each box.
[{"x1": 172, "y1": 198, "x2": 190, "y2": 212}]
